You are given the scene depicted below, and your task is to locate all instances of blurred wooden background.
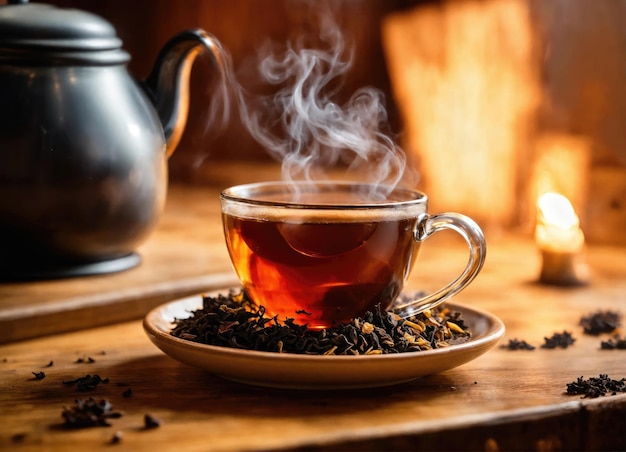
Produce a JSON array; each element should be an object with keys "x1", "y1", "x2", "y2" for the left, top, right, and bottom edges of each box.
[
  {"x1": 9, "y1": 1, "x2": 624, "y2": 174},
  {"x1": 39, "y1": 0, "x2": 424, "y2": 183},
  {"x1": 2, "y1": 0, "x2": 624, "y2": 242}
]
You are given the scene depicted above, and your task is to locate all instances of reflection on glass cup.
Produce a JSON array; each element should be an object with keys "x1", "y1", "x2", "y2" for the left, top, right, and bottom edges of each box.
[{"x1": 221, "y1": 181, "x2": 486, "y2": 329}]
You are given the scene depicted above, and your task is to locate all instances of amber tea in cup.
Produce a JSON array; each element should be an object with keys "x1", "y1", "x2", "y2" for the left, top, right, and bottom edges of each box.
[{"x1": 221, "y1": 181, "x2": 485, "y2": 329}]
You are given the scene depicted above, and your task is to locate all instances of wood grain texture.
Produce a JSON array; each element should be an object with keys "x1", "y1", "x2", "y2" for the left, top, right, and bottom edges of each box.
[{"x1": 0, "y1": 226, "x2": 624, "y2": 450}]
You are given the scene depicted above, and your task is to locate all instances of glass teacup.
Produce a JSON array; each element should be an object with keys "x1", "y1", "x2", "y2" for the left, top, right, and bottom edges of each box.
[{"x1": 221, "y1": 181, "x2": 486, "y2": 329}]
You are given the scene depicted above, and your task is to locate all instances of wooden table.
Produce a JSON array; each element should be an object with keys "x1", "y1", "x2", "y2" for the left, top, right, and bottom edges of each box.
[{"x1": 1, "y1": 183, "x2": 625, "y2": 451}]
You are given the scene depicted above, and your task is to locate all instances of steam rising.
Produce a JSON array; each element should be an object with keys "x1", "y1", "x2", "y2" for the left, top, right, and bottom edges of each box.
[{"x1": 213, "y1": 3, "x2": 413, "y2": 198}]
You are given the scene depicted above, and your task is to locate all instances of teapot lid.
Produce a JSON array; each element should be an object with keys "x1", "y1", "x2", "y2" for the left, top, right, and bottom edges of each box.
[{"x1": 0, "y1": 0, "x2": 130, "y2": 64}]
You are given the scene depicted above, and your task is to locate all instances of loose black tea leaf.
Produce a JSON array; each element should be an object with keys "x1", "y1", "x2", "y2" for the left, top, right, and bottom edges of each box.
[
  {"x1": 580, "y1": 310, "x2": 621, "y2": 335},
  {"x1": 75, "y1": 357, "x2": 96, "y2": 364},
  {"x1": 32, "y1": 371, "x2": 46, "y2": 380},
  {"x1": 144, "y1": 413, "x2": 161, "y2": 429},
  {"x1": 63, "y1": 374, "x2": 109, "y2": 391},
  {"x1": 501, "y1": 339, "x2": 535, "y2": 350},
  {"x1": 566, "y1": 374, "x2": 626, "y2": 398},
  {"x1": 11, "y1": 433, "x2": 27, "y2": 443},
  {"x1": 170, "y1": 291, "x2": 471, "y2": 355},
  {"x1": 61, "y1": 398, "x2": 123, "y2": 428},
  {"x1": 110, "y1": 431, "x2": 123, "y2": 444},
  {"x1": 600, "y1": 335, "x2": 626, "y2": 350},
  {"x1": 45, "y1": 361, "x2": 54, "y2": 367},
  {"x1": 541, "y1": 331, "x2": 576, "y2": 349},
  {"x1": 122, "y1": 387, "x2": 133, "y2": 398}
]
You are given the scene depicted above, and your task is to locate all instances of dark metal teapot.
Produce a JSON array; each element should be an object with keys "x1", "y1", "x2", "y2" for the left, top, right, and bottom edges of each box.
[{"x1": 0, "y1": 0, "x2": 227, "y2": 280}]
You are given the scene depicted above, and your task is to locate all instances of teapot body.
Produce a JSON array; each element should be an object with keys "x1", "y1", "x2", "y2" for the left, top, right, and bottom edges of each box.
[
  {"x1": 0, "y1": 62, "x2": 168, "y2": 278},
  {"x1": 0, "y1": 1, "x2": 228, "y2": 279}
]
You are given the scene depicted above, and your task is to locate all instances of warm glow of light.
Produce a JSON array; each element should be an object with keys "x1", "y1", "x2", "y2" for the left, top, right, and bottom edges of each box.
[
  {"x1": 537, "y1": 193, "x2": 579, "y2": 229},
  {"x1": 383, "y1": 0, "x2": 540, "y2": 226},
  {"x1": 532, "y1": 135, "x2": 590, "y2": 221},
  {"x1": 535, "y1": 192, "x2": 584, "y2": 252}
]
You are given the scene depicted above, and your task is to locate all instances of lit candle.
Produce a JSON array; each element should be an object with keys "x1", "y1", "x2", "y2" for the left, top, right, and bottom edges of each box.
[{"x1": 535, "y1": 192, "x2": 589, "y2": 286}]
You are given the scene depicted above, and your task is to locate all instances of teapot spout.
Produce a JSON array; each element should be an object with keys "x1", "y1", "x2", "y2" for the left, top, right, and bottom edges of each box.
[{"x1": 143, "y1": 29, "x2": 228, "y2": 157}]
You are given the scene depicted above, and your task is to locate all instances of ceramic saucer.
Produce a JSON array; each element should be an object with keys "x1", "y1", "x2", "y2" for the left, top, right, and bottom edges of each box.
[{"x1": 143, "y1": 291, "x2": 505, "y2": 389}]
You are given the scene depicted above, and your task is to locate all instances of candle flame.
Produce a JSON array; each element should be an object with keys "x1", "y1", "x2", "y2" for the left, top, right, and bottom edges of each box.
[
  {"x1": 537, "y1": 193, "x2": 580, "y2": 229},
  {"x1": 536, "y1": 192, "x2": 584, "y2": 252}
]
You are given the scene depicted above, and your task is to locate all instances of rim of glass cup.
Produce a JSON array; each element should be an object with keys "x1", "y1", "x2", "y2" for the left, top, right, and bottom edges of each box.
[{"x1": 220, "y1": 181, "x2": 427, "y2": 210}]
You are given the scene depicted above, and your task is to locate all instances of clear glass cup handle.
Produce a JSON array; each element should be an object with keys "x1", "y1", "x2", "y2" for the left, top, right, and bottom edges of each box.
[{"x1": 392, "y1": 213, "x2": 486, "y2": 318}]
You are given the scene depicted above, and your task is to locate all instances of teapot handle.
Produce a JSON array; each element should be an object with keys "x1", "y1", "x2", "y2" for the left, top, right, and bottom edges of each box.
[{"x1": 142, "y1": 29, "x2": 229, "y2": 158}]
